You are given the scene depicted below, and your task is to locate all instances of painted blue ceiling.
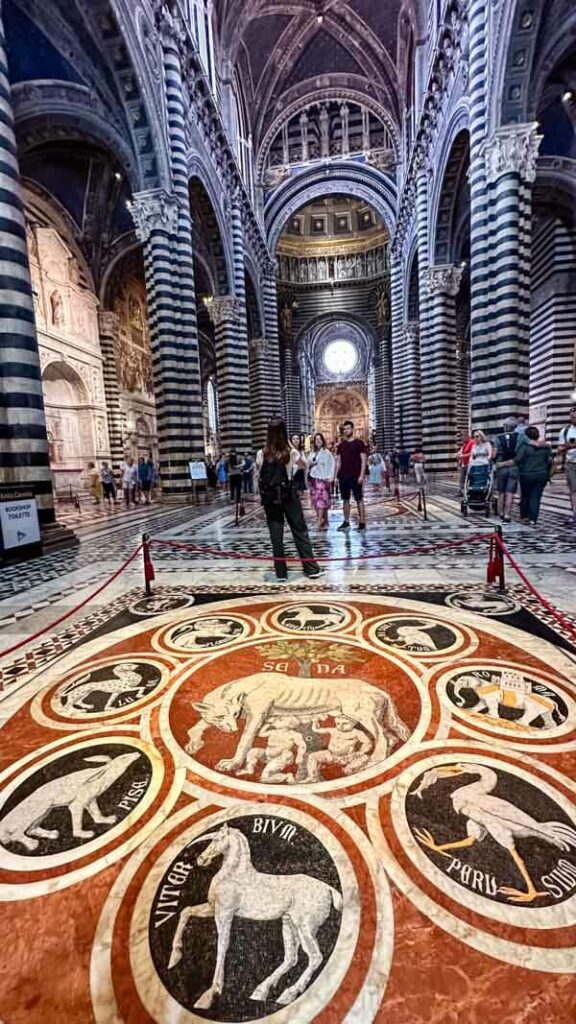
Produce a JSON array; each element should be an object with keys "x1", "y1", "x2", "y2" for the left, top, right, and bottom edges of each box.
[{"x1": 4, "y1": 0, "x2": 86, "y2": 85}]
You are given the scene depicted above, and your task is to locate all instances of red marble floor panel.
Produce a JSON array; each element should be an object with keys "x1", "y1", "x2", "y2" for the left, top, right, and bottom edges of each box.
[{"x1": 0, "y1": 593, "x2": 574, "y2": 1022}]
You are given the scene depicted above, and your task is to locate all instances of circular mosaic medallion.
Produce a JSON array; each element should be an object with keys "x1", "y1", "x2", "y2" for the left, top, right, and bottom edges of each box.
[
  {"x1": 32, "y1": 654, "x2": 174, "y2": 729},
  {"x1": 91, "y1": 801, "x2": 392, "y2": 1024},
  {"x1": 367, "y1": 614, "x2": 471, "y2": 659},
  {"x1": 392, "y1": 752, "x2": 576, "y2": 928},
  {"x1": 0, "y1": 734, "x2": 169, "y2": 895},
  {"x1": 162, "y1": 634, "x2": 427, "y2": 795},
  {"x1": 154, "y1": 613, "x2": 255, "y2": 654},
  {"x1": 438, "y1": 663, "x2": 576, "y2": 740},
  {"x1": 266, "y1": 601, "x2": 356, "y2": 635},
  {"x1": 445, "y1": 590, "x2": 520, "y2": 617},
  {"x1": 129, "y1": 592, "x2": 196, "y2": 617}
]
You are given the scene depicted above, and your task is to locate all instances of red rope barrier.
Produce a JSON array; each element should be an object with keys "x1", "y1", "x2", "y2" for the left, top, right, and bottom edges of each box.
[
  {"x1": 494, "y1": 536, "x2": 576, "y2": 643},
  {"x1": 0, "y1": 544, "x2": 143, "y2": 660},
  {"x1": 150, "y1": 532, "x2": 495, "y2": 565}
]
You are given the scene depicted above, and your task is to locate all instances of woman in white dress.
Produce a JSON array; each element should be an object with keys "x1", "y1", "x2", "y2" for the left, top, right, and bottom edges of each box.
[
  {"x1": 368, "y1": 448, "x2": 384, "y2": 489},
  {"x1": 307, "y1": 432, "x2": 335, "y2": 528}
]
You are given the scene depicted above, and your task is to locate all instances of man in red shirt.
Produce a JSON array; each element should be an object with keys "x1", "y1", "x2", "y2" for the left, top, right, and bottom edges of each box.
[{"x1": 335, "y1": 420, "x2": 368, "y2": 530}]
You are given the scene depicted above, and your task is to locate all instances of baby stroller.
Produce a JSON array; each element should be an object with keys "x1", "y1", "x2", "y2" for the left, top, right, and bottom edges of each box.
[{"x1": 461, "y1": 462, "x2": 494, "y2": 517}]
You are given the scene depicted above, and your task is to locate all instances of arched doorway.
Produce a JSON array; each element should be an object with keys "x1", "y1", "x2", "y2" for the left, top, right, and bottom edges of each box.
[
  {"x1": 304, "y1": 317, "x2": 374, "y2": 443},
  {"x1": 316, "y1": 387, "x2": 370, "y2": 443},
  {"x1": 42, "y1": 361, "x2": 95, "y2": 493}
]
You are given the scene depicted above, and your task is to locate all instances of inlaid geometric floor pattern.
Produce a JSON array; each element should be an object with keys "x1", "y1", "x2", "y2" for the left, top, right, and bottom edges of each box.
[{"x1": 1, "y1": 592, "x2": 575, "y2": 1022}]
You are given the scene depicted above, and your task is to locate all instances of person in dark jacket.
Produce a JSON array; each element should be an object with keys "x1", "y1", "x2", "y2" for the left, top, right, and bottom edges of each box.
[
  {"x1": 257, "y1": 419, "x2": 324, "y2": 582},
  {"x1": 515, "y1": 426, "x2": 553, "y2": 525}
]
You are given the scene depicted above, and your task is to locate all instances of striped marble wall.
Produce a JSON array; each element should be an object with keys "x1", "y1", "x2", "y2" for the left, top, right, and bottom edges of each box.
[
  {"x1": 0, "y1": 17, "x2": 54, "y2": 524},
  {"x1": 531, "y1": 217, "x2": 576, "y2": 443}
]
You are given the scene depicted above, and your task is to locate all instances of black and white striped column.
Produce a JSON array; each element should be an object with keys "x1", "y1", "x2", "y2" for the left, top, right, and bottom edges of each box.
[
  {"x1": 479, "y1": 123, "x2": 541, "y2": 432},
  {"x1": 206, "y1": 295, "x2": 252, "y2": 453},
  {"x1": 468, "y1": 0, "x2": 491, "y2": 437},
  {"x1": 227, "y1": 194, "x2": 253, "y2": 445},
  {"x1": 282, "y1": 345, "x2": 301, "y2": 435},
  {"x1": 128, "y1": 8, "x2": 205, "y2": 494},
  {"x1": 261, "y1": 265, "x2": 284, "y2": 423},
  {"x1": 400, "y1": 322, "x2": 422, "y2": 450},
  {"x1": 98, "y1": 311, "x2": 124, "y2": 473},
  {"x1": 382, "y1": 326, "x2": 395, "y2": 450},
  {"x1": 413, "y1": 168, "x2": 428, "y2": 448},
  {"x1": 422, "y1": 264, "x2": 463, "y2": 472},
  {"x1": 131, "y1": 188, "x2": 204, "y2": 492},
  {"x1": 0, "y1": 6, "x2": 55, "y2": 525},
  {"x1": 390, "y1": 252, "x2": 405, "y2": 446},
  {"x1": 248, "y1": 337, "x2": 270, "y2": 449}
]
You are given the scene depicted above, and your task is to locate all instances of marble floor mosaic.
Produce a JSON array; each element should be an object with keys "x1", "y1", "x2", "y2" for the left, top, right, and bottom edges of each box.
[
  {"x1": 0, "y1": 589, "x2": 575, "y2": 1023},
  {"x1": 1, "y1": 487, "x2": 575, "y2": 1022}
]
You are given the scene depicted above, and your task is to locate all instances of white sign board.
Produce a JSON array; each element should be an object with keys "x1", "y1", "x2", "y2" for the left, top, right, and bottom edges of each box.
[
  {"x1": 189, "y1": 461, "x2": 207, "y2": 481},
  {"x1": 0, "y1": 497, "x2": 41, "y2": 549}
]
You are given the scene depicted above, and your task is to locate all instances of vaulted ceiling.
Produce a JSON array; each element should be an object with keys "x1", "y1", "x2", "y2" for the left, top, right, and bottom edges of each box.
[{"x1": 215, "y1": 1, "x2": 407, "y2": 147}]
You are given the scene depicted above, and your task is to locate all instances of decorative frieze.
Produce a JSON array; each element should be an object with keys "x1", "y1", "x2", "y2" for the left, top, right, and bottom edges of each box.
[
  {"x1": 483, "y1": 123, "x2": 542, "y2": 184},
  {"x1": 277, "y1": 246, "x2": 389, "y2": 285},
  {"x1": 424, "y1": 264, "x2": 464, "y2": 297},
  {"x1": 127, "y1": 188, "x2": 180, "y2": 242}
]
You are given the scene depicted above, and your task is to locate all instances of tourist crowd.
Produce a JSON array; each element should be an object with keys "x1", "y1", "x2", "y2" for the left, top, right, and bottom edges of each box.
[{"x1": 457, "y1": 406, "x2": 576, "y2": 525}]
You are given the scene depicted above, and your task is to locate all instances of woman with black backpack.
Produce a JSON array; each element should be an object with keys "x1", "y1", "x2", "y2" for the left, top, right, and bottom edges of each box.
[{"x1": 257, "y1": 418, "x2": 325, "y2": 582}]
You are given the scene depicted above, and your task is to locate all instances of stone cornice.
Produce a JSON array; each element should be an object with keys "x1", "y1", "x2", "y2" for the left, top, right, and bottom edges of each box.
[
  {"x1": 483, "y1": 123, "x2": 542, "y2": 184},
  {"x1": 127, "y1": 188, "x2": 180, "y2": 241},
  {"x1": 392, "y1": 0, "x2": 468, "y2": 256},
  {"x1": 424, "y1": 264, "x2": 464, "y2": 297}
]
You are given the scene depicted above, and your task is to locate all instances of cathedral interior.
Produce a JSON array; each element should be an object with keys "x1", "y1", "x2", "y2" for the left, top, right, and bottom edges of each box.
[{"x1": 0, "y1": 2, "x2": 576, "y2": 1022}]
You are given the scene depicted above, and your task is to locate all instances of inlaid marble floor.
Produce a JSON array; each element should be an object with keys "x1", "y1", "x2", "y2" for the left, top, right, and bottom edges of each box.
[
  {"x1": 0, "y1": 587, "x2": 575, "y2": 1023},
  {"x1": 0, "y1": 487, "x2": 575, "y2": 1023}
]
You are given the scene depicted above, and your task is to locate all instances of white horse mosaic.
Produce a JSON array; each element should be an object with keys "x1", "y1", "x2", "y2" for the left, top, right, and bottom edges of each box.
[{"x1": 168, "y1": 824, "x2": 342, "y2": 1009}]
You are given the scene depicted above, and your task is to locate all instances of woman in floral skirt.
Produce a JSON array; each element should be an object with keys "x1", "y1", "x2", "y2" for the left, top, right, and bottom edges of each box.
[{"x1": 307, "y1": 432, "x2": 335, "y2": 528}]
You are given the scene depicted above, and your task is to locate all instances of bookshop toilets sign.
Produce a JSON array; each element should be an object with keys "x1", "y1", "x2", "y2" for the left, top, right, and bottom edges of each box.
[{"x1": 0, "y1": 487, "x2": 41, "y2": 552}]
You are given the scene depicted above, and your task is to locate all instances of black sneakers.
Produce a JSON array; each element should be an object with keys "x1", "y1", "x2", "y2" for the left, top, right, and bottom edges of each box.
[
  {"x1": 337, "y1": 521, "x2": 350, "y2": 530},
  {"x1": 358, "y1": 522, "x2": 366, "y2": 530},
  {"x1": 306, "y1": 569, "x2": 326, "y2": 579}
]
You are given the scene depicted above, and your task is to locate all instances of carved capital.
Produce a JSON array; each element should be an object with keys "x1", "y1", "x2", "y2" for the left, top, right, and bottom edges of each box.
[
  {"x1": 262, "y1": 257, "x2": 278, "y2": 279},
  {"x1": 425, "y1": 264, "x2": 464, "y2": 297},
  {"x1": 248, "y1": 336, "x2": 269, "y2": 357},
  {"x1": 154, "y1": 2, "x2": 186, "y2": 49},
  {"x1": 98, "y1": 311, "x2": 120, "y2": 336},
  {"x1": 484, "y1": 123, "x2": 542, "y2": 184},
  {"x1": 128, "y1": 188, "x2": 180, "y2": 242},
  {"x1": 404, "y1": 321, "x2": 420, "y2": 345},
  {"x1": 204, "y1": 295, "x2": 241, "y2": 326}
]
